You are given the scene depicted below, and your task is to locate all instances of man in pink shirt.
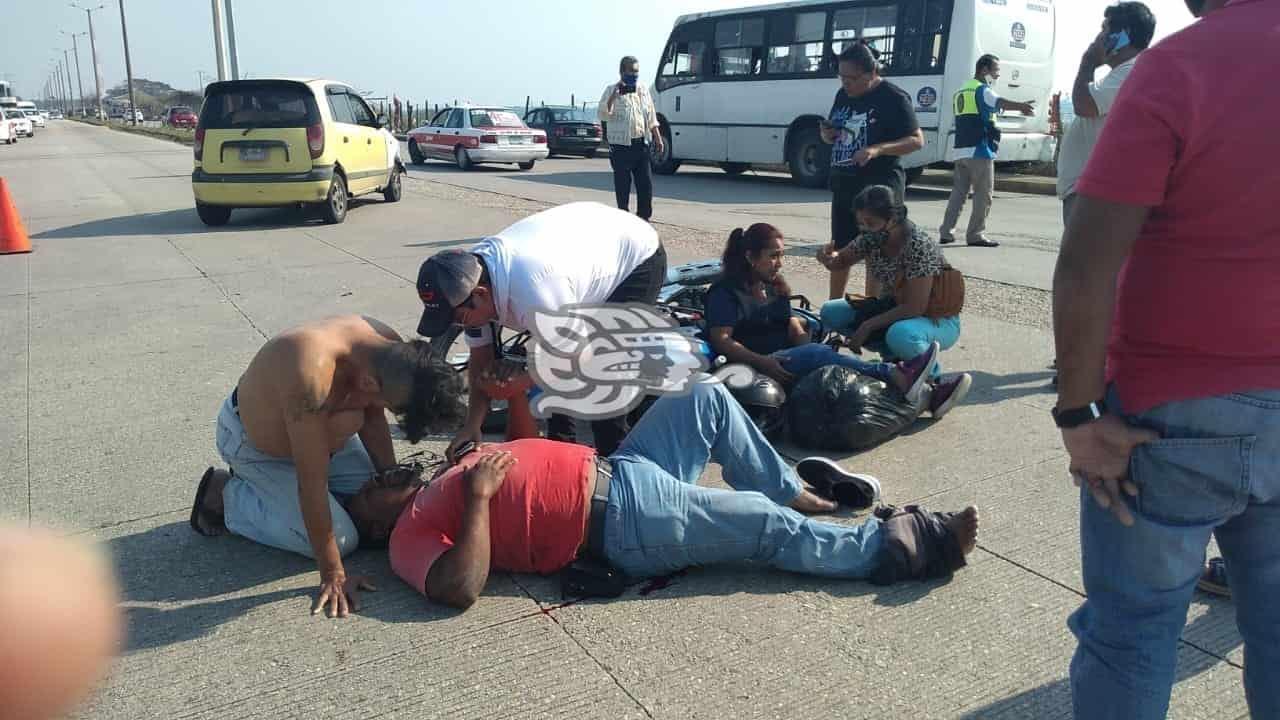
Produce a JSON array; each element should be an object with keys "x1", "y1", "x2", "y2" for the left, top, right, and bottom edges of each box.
[{"x1": 1052, "y1": 1, "x2": 1280, "y2": 717}]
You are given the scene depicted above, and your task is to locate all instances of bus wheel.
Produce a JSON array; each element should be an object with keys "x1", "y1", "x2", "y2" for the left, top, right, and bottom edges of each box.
[
  {"x1": 650, "y1": 125, "x2": 680, "y2": 175},
  {"x1": 788, "y1": 126, "x2": 830, "y2": 189},
  {"x1": 905, "y1": 166, "x2": 924, "y2": 186}
]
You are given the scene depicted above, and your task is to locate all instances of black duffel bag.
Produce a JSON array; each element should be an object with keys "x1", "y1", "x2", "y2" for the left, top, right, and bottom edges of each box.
[{"x1": 786, "y1": 365, "x2": 923, "y2": 452}]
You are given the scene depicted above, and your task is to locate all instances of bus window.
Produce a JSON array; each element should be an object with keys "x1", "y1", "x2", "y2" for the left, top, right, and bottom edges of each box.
[
  {"x1": 715, "y1": 17, "x2": 765, "y2": 77},
  {"x1": 662, "y1": 40, "x2": 706, "y2": 77},
  {"x1": 891, "y1": 0, "x2": 950, "y2": 74},
  {"x1": 658, "y1": 21, "x2": 710, "y2": 90},
  {"x1": 832, "y1": 5, "x2": 899, "y2": 65},
  {"x1": 767, "y1": 11, "x2": 827, "y2": 75}
]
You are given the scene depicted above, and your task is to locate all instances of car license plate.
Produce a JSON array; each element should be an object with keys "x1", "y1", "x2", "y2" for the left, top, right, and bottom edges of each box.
[
  {"x1": 240, "y1": 146, "x2": 267, "y2": 161},
  {"x1": 509, "y1": 136, "x2": 527, "y2": 145},
  {"x1": 576, "y1": 128, "x2": 589, "y2": 137}
]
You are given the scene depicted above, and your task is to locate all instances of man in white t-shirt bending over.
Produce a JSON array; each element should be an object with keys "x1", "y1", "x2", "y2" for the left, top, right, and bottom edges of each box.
[
  {"x1": 415, "y1": 202, "x2": 667, "y2": 460},
  {"x1": 1057, "y1": 2, "x2": 1155, "y2": 224}
]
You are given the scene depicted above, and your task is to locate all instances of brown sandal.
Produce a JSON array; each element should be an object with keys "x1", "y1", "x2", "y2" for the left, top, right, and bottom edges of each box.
[{"x1": 189, "y1": 467, "x2": 228, "y2": 537}]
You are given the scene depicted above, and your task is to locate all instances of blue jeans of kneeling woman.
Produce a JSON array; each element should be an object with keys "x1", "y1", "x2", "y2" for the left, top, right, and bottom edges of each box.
[{"x1": 819, "y1": 299, "x2": 961, "y2": 374}]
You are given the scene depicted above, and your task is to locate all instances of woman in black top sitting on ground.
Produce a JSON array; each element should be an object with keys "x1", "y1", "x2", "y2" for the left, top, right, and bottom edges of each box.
[{"x1": 702, "y1": 223, "x2": 937, "y2": 406}]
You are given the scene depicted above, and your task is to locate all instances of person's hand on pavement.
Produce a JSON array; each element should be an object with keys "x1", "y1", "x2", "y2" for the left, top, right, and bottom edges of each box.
[
  {"x1": 313, "y1": 570, "x2": 376, "y2": 619},
  {"x1": 1062, "y1": 414, "x2": 1160, "y2": 527}
]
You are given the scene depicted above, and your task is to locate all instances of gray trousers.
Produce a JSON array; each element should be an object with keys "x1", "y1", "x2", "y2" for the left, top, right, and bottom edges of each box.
[{"x1": 941, "y1": 157, "x2": 995, "y2": 240}]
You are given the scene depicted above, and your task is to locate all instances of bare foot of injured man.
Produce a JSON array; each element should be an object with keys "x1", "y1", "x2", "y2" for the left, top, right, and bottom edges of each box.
[
  {"x1": 789, "y1": 488, "x2": 839, "y2": 514},
  {"x1": 949, "y1": 506, "x2": 980, "y2": 554}
]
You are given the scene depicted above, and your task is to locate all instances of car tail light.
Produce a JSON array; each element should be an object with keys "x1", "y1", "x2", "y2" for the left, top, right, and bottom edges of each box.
[
  {"x1": 592, "y1": 125, "x2": 601, "y2": 136},
  {"x1": 533, "y1": 134, "x2": 547, "y2": 144},
  {"x1": 193, "y1": 127, "x2": 205, "y2": 161},
  {"x1": 480, "y1": 134, "x2": 498, "y2": 144},
  {"x1": 307, "y1": 123, "x2": 324, "y2": 158},
  {"x1": 553, "y1": 126, "x2": 566, "y2": 137}
]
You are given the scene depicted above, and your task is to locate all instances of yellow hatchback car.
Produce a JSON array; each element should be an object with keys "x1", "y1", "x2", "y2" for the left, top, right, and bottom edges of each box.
[{"x1": 191, "y1": 78, "x2": 404, "y2": 226}]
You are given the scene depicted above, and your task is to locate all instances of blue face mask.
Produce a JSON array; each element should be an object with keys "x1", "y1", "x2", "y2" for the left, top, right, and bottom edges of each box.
[{"x1": 623, "y1": 73, "x2": 639, "y2": 86}]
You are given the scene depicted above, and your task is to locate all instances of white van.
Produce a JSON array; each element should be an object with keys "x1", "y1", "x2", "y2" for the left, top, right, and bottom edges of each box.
[{"x1": 651, "y1": 0, "x2": 1056, "y2": 187}]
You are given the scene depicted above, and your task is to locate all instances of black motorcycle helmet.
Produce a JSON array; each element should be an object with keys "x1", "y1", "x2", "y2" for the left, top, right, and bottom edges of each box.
[{"x1": 730, "y1": 374, "x2": 788, "y2": 438}]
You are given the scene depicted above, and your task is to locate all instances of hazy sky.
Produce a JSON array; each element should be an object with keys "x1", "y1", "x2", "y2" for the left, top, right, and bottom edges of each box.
[{"x1": 4, "y1": 0, "x2": 1198, "y2": 107}]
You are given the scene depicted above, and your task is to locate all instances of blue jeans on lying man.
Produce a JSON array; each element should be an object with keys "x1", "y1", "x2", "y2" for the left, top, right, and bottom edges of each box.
[
  {"x1": 819, "y1": 299, "x2": 960, "y2": 375},
  {"x1": 602, "y1": 381, "x2": 884, "y2": 580},
  {"x1": 771, "y1": 342, "x2": 896, "y2": 384}
]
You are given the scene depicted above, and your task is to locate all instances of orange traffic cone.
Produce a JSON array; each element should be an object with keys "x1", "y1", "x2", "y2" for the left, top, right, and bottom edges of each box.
[{"x1": 0, "y1": 177, "x2": 31, "y2": 255}]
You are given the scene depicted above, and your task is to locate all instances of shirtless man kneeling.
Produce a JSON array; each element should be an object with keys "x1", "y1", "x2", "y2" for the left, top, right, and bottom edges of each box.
[{"x1": 189, "y1": 315, "x2": 465, "y2": 618}]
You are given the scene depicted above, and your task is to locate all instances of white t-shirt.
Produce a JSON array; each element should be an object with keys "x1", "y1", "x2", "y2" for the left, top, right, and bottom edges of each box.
[
  {"x1": 465, "y1": 202, "x2": 661, "y2": 347},
  {"x1": 1056, "y1": 58, "x2": 1138, "y2": 199}
]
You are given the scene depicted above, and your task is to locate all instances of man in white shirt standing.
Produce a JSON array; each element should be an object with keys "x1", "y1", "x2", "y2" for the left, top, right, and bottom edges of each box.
[
  {"x1": 1057, "y1": 2, "x2": 1156, "y2": 225},
  {"x1": 599, "y1": 56, "x2": 665, "y2": 222},
  {"x1": 415, "y1": 202, "x2": 668, "y2": 460}
]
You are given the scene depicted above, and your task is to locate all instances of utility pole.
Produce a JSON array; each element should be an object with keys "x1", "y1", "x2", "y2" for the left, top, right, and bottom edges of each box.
[
  {"x1": 75, "y1": 3, "x2": 108, "y2": 121},
  {"x1": 62, "y1": 31, "x2": 86, "y2": 113},
  {"x1": 118, "y1": 0, "x2": 137, "y2": 124},
  {"x1": 210, "y1": 0, "x2": 229, "y2": 81},
  {"x1": 223, "y1": 0, "x2": 239, "y2": 81},
  {"x1": 62, "y1": 49, "x2": 75, "y2": 115}
]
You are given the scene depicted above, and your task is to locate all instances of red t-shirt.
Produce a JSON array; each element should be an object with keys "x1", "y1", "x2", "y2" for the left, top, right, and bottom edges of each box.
[
  {"x1": 1074, "y1": 0, "x2": 1280, "y2": 413},
  {"x1": 389, "y1": 439, "x2": 595, "y2": 596}
]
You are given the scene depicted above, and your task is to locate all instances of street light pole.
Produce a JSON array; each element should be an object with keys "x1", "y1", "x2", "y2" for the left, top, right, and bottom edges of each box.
[
  {"x1": 223, "y1": 0, "x2": 239, "y2": 81},
  {"x1": 117, "y1": 0, "x2": 137, "y2": 125},
  {"x1": 72, "y1": 4, "x2": 106, "y2": 122},
  {"x1": 63, "y1": 31, "x2": 86, "y2": 114},
  {"x1": 62, "y1": 49, "x2": 75, "y2": 115},
  {"x1": 210, "y1": 0, "x2": 229, "y2": 81}
]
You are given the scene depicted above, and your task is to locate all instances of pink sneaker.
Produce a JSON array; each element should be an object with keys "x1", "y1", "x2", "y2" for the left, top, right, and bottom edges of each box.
[
  {"x1": 928, "y1": 373, "x2": 973, "y2": 419},
  {"x1": 896, "y1": 341, "x2": 940, "y2": 406}
]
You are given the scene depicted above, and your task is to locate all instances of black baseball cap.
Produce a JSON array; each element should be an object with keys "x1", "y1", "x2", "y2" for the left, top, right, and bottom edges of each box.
[{"x1": 416, "y1": 250, "x2": 484, "y2": 337}]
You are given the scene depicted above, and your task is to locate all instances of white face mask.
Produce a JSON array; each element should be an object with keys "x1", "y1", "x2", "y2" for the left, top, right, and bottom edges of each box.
[{"x1": 984, "y1": 74, "x2": 997, "y2": 85}]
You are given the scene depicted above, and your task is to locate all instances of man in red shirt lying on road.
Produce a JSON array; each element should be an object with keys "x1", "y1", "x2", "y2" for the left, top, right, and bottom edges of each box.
[{"x1": 345, "y1": 381, "x2": 979, "y2": 609}]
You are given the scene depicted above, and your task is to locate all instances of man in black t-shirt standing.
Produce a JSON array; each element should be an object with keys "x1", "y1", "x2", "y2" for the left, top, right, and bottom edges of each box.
[{"x1": 817, "y1": 42, "x2": 924, "y2": 299}]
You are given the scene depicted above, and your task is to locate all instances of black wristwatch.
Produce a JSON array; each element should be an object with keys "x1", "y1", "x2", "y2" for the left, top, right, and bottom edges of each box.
[{"x1": 1052, "y1": 400, "x2": 1107, "y2": 429}]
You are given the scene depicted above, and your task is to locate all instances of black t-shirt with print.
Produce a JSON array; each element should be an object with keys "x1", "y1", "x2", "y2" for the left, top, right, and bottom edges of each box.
[
  {"x1": 827, "y1": 80, "x2": 919, "y2": 179},
  {"x1": 703, "y1": 279, "x2": 793, "y2": 356}
]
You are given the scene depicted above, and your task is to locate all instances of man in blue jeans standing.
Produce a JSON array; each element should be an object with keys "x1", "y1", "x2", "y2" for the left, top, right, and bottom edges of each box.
[{"x1": 1052, "y1": 1, "x2": 1280, "y2": 716}]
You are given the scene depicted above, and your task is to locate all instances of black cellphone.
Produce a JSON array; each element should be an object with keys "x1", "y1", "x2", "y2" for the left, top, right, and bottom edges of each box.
[
  {"x1": 453, "y1": 440, "x2": 478, "y2": 460},
  {"x1": 561, "y1": 559, "x2": 626, "y2": 599}
]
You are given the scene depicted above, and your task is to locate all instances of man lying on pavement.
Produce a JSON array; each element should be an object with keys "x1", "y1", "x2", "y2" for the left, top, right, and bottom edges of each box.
[
  {"x1": 343, "y1": 380, "x2": 980, "y2": 610},
  {"x1": 189, "y1": 314, "x2": 466, "y2": 618}
]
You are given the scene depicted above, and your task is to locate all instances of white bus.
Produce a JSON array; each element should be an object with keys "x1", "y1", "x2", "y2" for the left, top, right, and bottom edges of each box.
[{"x1": 651, "y1": 0, "x2": 1056, "y2": 187}]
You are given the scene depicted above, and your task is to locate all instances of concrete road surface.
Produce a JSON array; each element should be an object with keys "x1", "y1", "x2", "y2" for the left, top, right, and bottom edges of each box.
[{"x1": 0, "y1": 121, "x2": 1247, "y2": 719}]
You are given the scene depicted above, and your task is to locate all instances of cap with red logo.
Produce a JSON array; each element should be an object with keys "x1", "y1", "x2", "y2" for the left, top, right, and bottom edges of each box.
[{"x1": 415, "y1": 250, "x2": 484, "y2": 337}]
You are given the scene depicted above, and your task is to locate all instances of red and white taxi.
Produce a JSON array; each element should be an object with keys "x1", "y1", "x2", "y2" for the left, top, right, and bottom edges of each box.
[{"x1": 406, "y1": 105, "x2": 547, "y2": 171}]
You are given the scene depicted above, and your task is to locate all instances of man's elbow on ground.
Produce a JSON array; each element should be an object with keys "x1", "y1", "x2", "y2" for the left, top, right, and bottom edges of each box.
[{"x1": 428, "y1": 587, "x2": 479, "y2": 611}]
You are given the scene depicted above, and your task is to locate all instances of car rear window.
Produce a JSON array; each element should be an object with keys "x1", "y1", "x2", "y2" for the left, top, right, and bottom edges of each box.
[
  {"x1": 172, "y1": 107, "x2": 193, "y2": 114},
  {"x1": 199, "y1": 83, "x2": 320, "y2": 129},
  {"x1": 470, "y1": 109, "x2": 523, "y2": 128},
  {"x1": 550, "y1": 109, "x2": 593, "y2": 122}
]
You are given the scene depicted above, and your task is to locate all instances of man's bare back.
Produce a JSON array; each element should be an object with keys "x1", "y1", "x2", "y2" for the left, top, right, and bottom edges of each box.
[{"x1": 236, "y1": 315, "x2": 401, "y2": 459}]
